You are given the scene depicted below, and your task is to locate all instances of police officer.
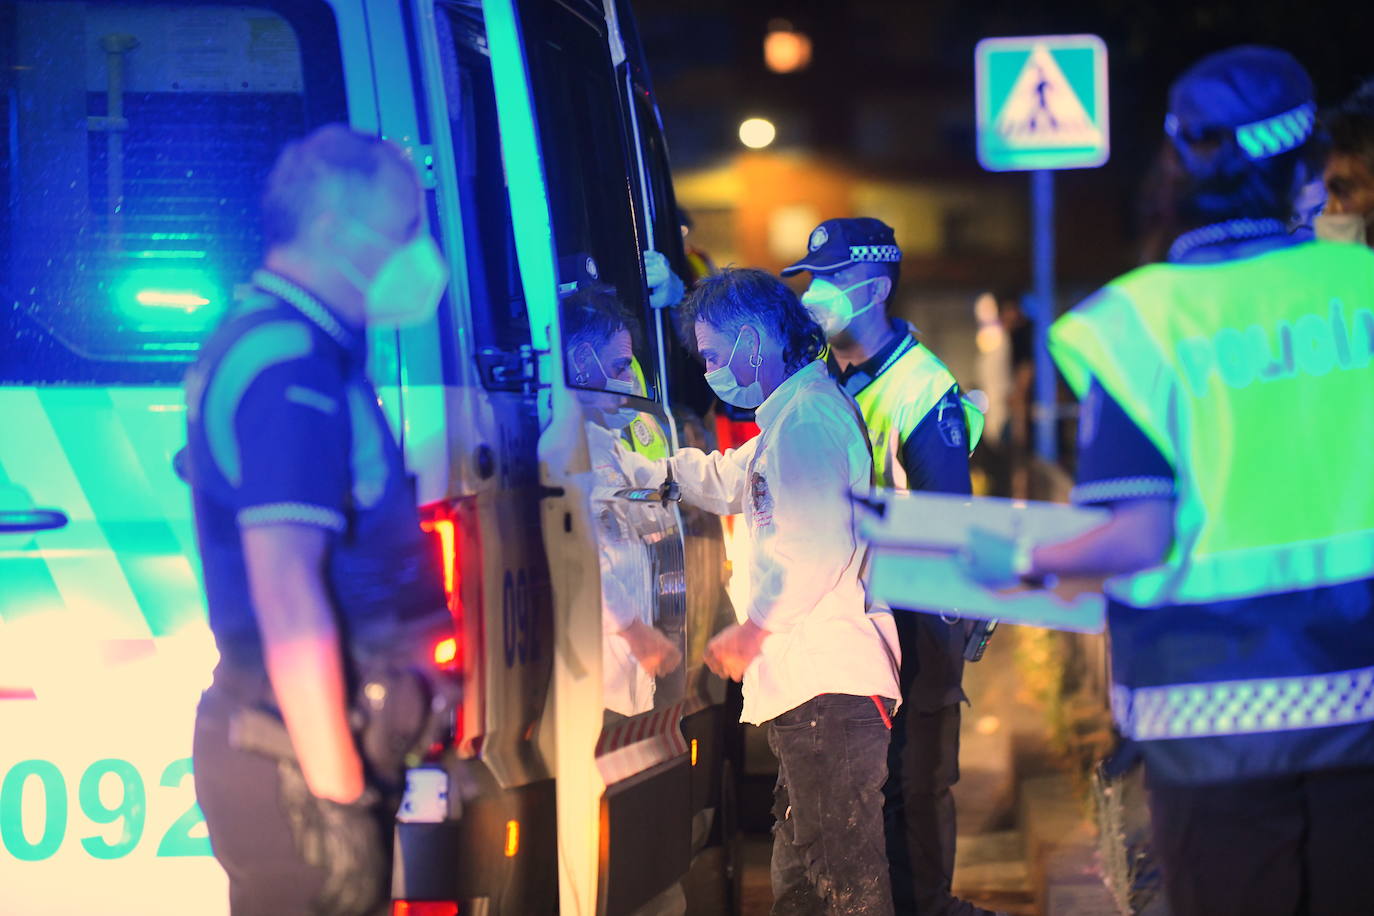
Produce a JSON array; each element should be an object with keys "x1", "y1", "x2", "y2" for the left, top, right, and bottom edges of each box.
[
  {"x1": 973, "y1": 48, "x2": 1374, "y2": 916},
  {"x1": 783, "y1": 219, "x2": 996, "y2": 916},
  {"x1": 184, "y1": 125, "x2": 454, "y2": 915},
  {"x1": 1317, "y1": 78, "x2": 1374, "y2": 245}
]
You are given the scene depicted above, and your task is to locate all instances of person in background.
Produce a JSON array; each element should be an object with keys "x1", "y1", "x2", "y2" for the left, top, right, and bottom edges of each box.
[
  {"x1": 678, "y1": 205, "x2": 718, "y2": 285},
  {"x1": 1317, "y1": 77, "x2": 1374, "y2": 246},
  {"x1": 971, "y1": 47, "x2": 1374, "y2": 916},
  {"x1": 783, "y1": 218, "x2": 998, "y2": 916},
  {"x1": 184, "y1": 125, "x2": 455, "y2": 915}
]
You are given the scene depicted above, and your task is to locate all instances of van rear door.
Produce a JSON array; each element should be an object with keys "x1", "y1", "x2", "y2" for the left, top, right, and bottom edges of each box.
[{"x1": 483, "y1": 0, "x2": 701, "y2": 911}]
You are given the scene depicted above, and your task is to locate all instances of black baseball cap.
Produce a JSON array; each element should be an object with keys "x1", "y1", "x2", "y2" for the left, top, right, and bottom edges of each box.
[{"x1": 780, "y1": 217, "x2": 902, "y2": 277}]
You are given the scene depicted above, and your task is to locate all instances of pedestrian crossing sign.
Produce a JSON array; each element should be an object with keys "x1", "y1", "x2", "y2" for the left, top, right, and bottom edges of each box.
[{"x1": 975, "y1": 34, "x2": 1109, "y2": 171}]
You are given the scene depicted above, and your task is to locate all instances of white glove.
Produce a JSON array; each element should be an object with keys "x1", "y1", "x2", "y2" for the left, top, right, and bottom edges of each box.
[{"x1": 644, "y1": 249, "x2": 685, "y2": 310}]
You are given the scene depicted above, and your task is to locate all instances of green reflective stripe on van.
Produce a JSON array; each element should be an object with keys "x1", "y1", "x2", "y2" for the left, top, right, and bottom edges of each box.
[
  {"x1": 203, "y1": 321, "x2": 314, "y2": 486},
  {"x1": 0, "y1": 555, "x2": 67, "y2": 626},
  {"x1": 106, "y1": 390, "x2": 202, "y2": 580},
  {"x1": 39, "y1": 389, "x2": 194, "y2": 636},
  {"x1": 0, "y1": 390, "x2": 149, "y2": 636}
]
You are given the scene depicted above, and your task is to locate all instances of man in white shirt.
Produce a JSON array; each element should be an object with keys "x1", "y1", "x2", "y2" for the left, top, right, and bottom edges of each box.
[{"x1": 664, "y1": 267, "x2": 902, "y2": 915}]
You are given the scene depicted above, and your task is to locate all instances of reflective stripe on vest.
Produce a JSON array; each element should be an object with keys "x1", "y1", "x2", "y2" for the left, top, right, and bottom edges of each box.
[
  {"x1": 1049, "y1": 241, "x2": 1374, "y2": 607},
  {"x1": 1112, "y1": 664, "x2": 1374, "y2": 741},
  {"x1": 848, "y1": 337, "x2": 984, "y2": 489}
]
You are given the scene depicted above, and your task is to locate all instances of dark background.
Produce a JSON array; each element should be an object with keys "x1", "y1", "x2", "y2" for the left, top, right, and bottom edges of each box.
[{"x1": 632, "y1": 0, "x2": 1374, "y2": 288}]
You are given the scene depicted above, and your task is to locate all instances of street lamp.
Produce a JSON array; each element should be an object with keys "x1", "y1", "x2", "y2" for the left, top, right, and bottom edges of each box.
[
  {"x1": 764, "y1": 21, "x2": 812, "y2": 74},
  {"x1": 738, "y1": 117, "x2": 776, "y2": 149}
]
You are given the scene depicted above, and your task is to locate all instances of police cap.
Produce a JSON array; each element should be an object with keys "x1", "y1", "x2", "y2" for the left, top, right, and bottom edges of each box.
[{"x1": 781, "y1": 217, "x2": 901, "y2": 277}]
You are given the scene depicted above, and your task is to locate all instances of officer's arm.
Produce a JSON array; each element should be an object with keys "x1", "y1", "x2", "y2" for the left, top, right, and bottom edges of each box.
[
  {"x1": 242, "y1": 522, "x2": 365, "y2": 804},
  {"x1": 1027, "y1": 498, "x2": 1175, "y2": 578},
  {"x1": 1028, "y1": 377, "x2": 1175, "y2": 579},
  {"x1": 899, "y1": 386, "x2": 973, "y2": 495}
]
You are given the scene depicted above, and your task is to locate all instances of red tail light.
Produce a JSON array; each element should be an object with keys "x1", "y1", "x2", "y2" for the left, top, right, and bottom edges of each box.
[
  {"x1": 432, "y1": 636, "x2": 458, "y2": 668},
  {"x1": 420, "y1": 500, "x2": 482, "y2": 751},
  {"x1": 392, "y1": 902, "x2": 459, "y2": 916}
]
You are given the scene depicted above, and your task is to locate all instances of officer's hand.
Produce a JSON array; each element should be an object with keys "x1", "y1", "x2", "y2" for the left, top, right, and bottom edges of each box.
[
  {"x1": 961, "y1": 526, "x2": 1024, "y2": 588},
  {"x1": 311, "y1": 788, "x2": 390, "y2": 916},
  {"x1": 704, "y1": 620, "x2": 769, "y2": 682},
  {"x1": 645, "y1": 250, "x2": 685, "y2": 309}
]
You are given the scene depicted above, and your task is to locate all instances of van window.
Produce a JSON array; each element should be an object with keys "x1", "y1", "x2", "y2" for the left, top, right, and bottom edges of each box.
[
  {"x1": 0, "y1": 1, "x2": 346, "y2": 385},
  {"x1": 520, "y1": 0, "x2": 657, "y2": 401},
  {"x1": 433, "y1": 2, "x2": 530, "y2": 377}
]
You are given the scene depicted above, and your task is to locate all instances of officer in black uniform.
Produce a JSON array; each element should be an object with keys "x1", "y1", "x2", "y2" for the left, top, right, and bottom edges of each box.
[
  {"x1": 184, "y1": 125, "x2": 454, "y2": 915},
  {"x1": 784, "y1": 219, "x2": 998, "y2": 916}
]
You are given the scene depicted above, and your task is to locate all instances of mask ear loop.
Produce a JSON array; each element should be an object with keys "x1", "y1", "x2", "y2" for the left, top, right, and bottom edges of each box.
[{"x1": 741, "y1": 328, "x2": 763, "y2": 388}]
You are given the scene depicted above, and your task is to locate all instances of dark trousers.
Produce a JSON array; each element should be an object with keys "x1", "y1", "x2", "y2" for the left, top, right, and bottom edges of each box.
[
  {"x1": 1147, "y1": 765, "x2": 1374, "y2": 916},
  {"x1": 767, "y1": 693, "x2": 896, "y2": 916},
  {"x1": 884, "y1": 702, "x2": 962, "y2": 915},
  {"x1": 193, "y1": 684, "x2": 390, "y2": 916}
]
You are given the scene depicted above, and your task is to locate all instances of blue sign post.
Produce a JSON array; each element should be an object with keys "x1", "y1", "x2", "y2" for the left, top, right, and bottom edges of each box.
[{"x1": 975, "y1": 34, "x2": 1109, "y2": 463}]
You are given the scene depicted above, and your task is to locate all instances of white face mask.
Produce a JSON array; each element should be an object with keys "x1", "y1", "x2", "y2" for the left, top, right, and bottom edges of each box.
[
  {"x1": 602, "y1": 373, "x2": 636, "y2": 397},
  {"x1": 572, "y1": 344, "x2": 636, "y2": 396},
  {"x1": 1314, "y1": 212, "x2": 1371, "y2": 246},
  {"x1": 801, "y1": 276, "x2": 882, "y2": 336},
  {"x1": 337, "y1": 222, "x2": 449, "y2": 328},
  {"x1": 704, "y1": 328, "x2": 765, "y2": 409}
]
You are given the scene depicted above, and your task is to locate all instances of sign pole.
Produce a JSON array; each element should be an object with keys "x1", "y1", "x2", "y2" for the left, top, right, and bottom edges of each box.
[{"x1": 1031, "y1": 168, "x2": 1057, "y2": 463}]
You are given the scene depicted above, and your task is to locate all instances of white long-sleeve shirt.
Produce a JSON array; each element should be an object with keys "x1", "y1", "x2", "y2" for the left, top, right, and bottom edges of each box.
[{"x1": 662, "y1": 361, "x2": 901, "y2": 725}]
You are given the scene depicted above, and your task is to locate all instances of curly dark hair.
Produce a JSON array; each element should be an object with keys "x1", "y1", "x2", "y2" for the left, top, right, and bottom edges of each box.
[
  {"x1": 1325, "y1": 78, "x2": 1374, "y2": 175},
  {"x1": 677, "y1": 267, "x2": 824, "y2": 374}
]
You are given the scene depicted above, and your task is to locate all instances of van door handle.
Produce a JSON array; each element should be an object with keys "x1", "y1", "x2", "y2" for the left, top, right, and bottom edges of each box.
[{"x1": 0, "y1": 508, "x2": 70, "y2": 533}]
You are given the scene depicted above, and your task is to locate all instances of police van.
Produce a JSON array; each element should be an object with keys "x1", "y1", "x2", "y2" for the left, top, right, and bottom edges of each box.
[{"x1": 0, "y1": 1, "x2": 741, "y2": 913}]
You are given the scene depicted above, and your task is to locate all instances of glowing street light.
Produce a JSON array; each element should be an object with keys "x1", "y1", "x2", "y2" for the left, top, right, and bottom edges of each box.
[
  {"x1": 738, "y1": 117, "x2": 777, "y2": 150},
  {"x1": 764, "y1": 22, "x2": 812, "y2": 74}
]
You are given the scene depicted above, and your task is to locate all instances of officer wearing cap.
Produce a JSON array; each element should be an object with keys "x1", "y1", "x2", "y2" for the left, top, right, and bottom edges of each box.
[
  {"x1": 969, "y1": 47, "x2": 1374, "y2": 916},
  {"x1": 784, "y1": 218, "x2": 994, "y2": 916}
]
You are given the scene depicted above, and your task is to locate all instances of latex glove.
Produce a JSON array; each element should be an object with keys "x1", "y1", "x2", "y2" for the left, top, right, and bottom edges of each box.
[
  {"x1": 704, "y1": 619, "x2": 769, "y2": 682},
  {"x1": 310, "y1": 788, "x2": 391, "y2": 916},
  {"x1": 962, "y1": 525, "x2": 1028, "y2": 587},
  {"x1": 644, "y1": 249, "x2": 685, "y2": 309},
  {"x1": 280, "y1": 757, "x2": 389, "y2": 916}
]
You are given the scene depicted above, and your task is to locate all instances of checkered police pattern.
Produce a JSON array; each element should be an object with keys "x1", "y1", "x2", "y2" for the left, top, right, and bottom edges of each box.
[
  {"x1": 1112, "y1": 664, "x2": 1374, "y2": 741},
  {"x1": 850, "y1": 244, "x2": 901, "y2": 263}
]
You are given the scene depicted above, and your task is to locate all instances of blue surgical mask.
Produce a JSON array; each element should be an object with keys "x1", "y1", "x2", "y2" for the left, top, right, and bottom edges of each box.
[{"x1": 704, "y1": 329, "x2": 765, "y2": 409}]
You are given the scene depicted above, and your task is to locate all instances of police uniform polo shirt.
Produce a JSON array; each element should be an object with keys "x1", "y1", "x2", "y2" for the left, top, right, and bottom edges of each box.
[{"x1": 185, "y1": 271, "x2": 445, "y2": 672}]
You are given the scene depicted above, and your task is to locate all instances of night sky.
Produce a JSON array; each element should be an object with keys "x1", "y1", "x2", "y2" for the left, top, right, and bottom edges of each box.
[{"x1": 633, "y1": 0, "x2": 1374, "y2": 283}]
